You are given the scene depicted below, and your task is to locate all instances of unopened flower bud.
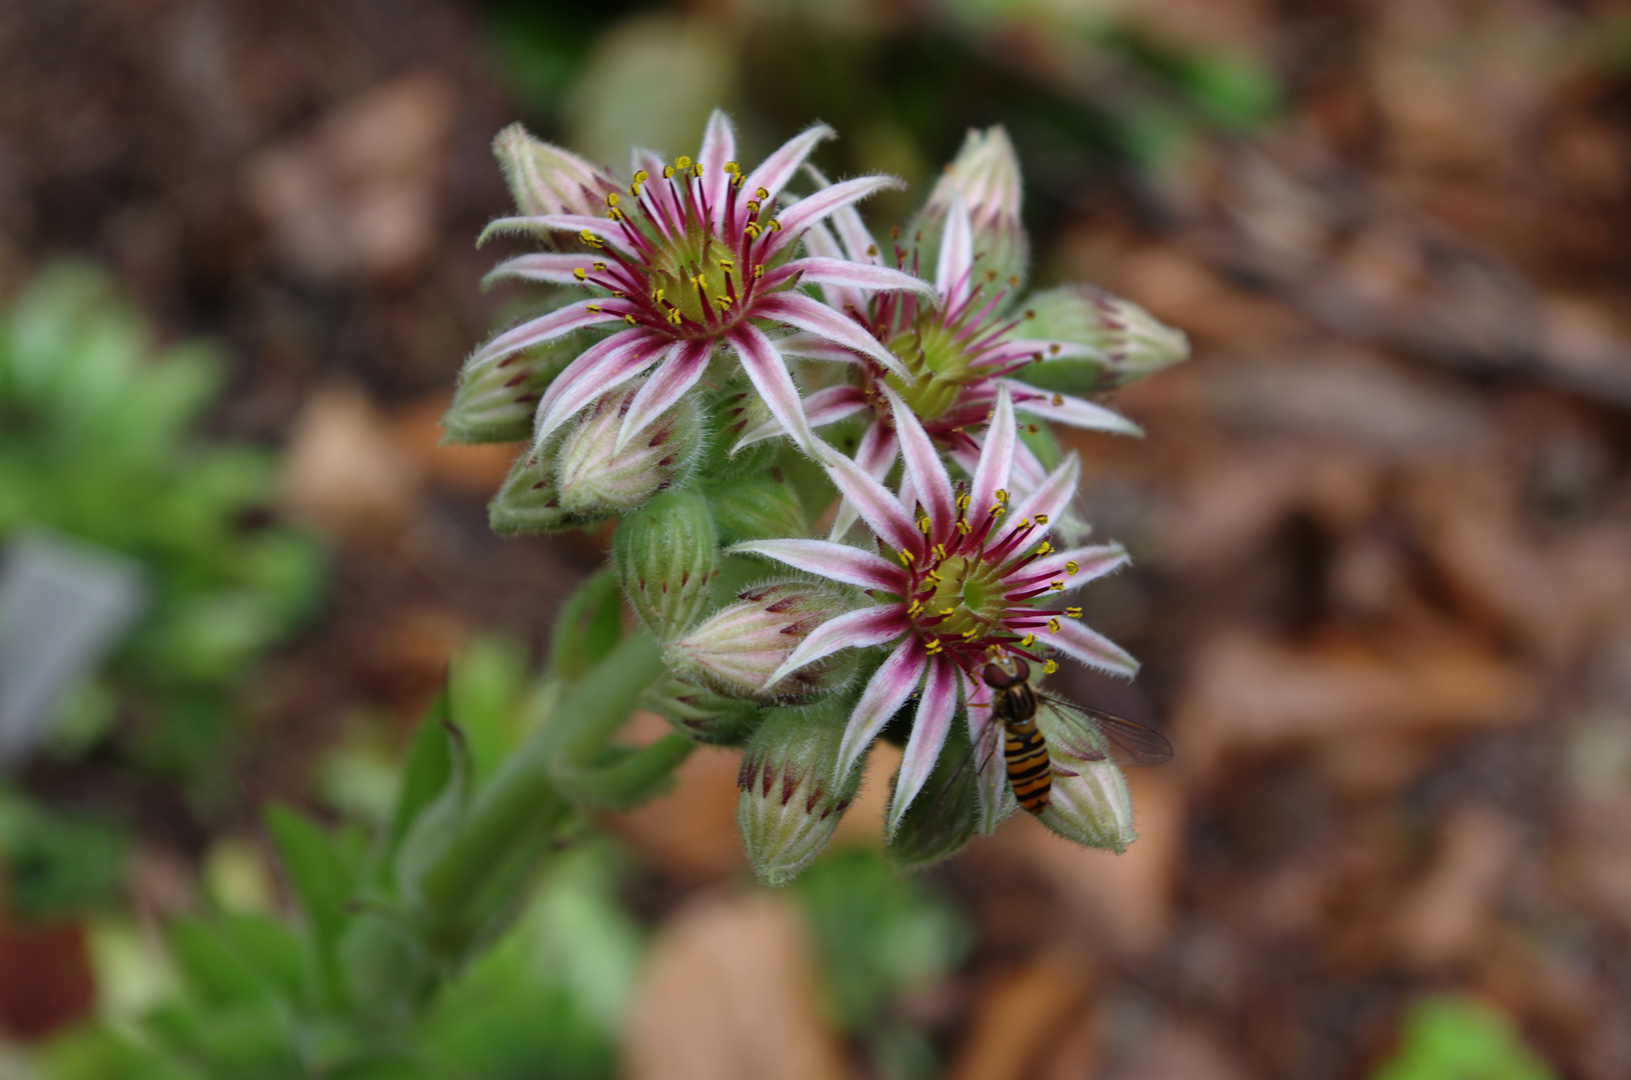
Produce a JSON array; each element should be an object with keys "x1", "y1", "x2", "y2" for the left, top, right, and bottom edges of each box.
[
  {"x1": 641, "y1": 673, "x2": 763, "y2": 746},
  {"x1": 737, "y1": 702, "x2": 860, "y2": 886},
  {"x1": 443, "y1": 331, "x2": 582, "y2": 444},
  {"x1": 705, "y1": 380, "x2": 777, "y2": 475},
  {"x1": 704, "y1": 476, "x2": 807, "y2": 544},
  {"x1": 909, "y1": 126, "x2": 1029, "y2": 294},
  {"x1": 1020, "y1": 286, "x2": 1189, "y2": 395},
  {"x1": 493, "y1": 124, "x2": 619, "y2": 221},
  {"x1": 614, "y1": 490, "x2": 719, "y2": 641},
  {"x1": 886, "y1": 732, "x2": 981, "y2": 869},
  {"x1": 488, "y1": 449, "x2": 582, "y2": 535},
  {"x1": 664, "y1": 581, "x2": 850, "y2": 702},
  {"x1": 1032, "y1": 702, "x2": 1137, "y2": 851},
  {"x1": 555, "y1": 380, "x2": 703, "y2": 516}
]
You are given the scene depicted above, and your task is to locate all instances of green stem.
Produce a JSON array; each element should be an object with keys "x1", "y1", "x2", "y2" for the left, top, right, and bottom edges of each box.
[{"x1": 415, "y1": 630, "x2": 665, "y2": 930}]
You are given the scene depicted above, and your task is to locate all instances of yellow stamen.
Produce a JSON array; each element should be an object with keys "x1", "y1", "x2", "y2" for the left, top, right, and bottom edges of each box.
[
  {"x1": 1043, "y1": 659, "x2": 1058, "y2": 674},
  {"x1": 939, "y1": 606, "x2": 955, "y2": 616},
  {"x1": 755, "y1": 186, "x2": 769, "y2": 200},
  {"x1": 1066, "y1": 607, "x2": 1082, "y2": 618},
  {"x1": 1035, "y1": 514, "x2": 1049, "y2": 525},
  {"x1": 663, "y1": 165, "x2": 675, "y2": 179},
  {"x1": 572, "y1": 267, "x2": 587, "y2": 281},
  {"x1": 745, "y1": 223, "x2": 761, "y2": 238},
  {"x1": 962, "y1": 627, "x2": 979, "y2": 640},
  {"x1": 956, "y1": 493, "x2": 970, "y2": 510},
  {"x1": 898, "y1": 550, "x2": 914, "y2": 565},
  {"x1": 593, "y1": 261, "x2": 607, "y2": 271},
  {"x1": 753, "y1": 265, "x2": 765, "y2": 279},
  {"x1": 587, "y1": 304, "x2": 602, "y2": 313},
  {"x1": 723, "y1": 161, "x2": 739, "y2": 174},
  {"x1": 579, "y1": 229, "x2": 602, "y2": 247},
  {"x1": 675, "y1": 155, "x2": 692, "y2": 170},
  {"x1": 1052, "y1": 394, "x2": 1064, "y2": 406},
  {"x1": 606, "y1": 192, "x2": 619, "y2": 207},
  {"x1": 1035, "y1": 541, "x2": 1052, "y2": 556},
  {"x1": 1048, "y1": 617, "x2": 1061, "y2": 633},
  {"x1": 1065, "y1": 561, "x2": 1078, "y2": 575},
  {"x1": 1020, "y1": 633, "x2": 1035, "y2": 648},
  {"x1": 917, "y1": 516, "x2": 930, "y2": 534},
  {"x1": 624, "y1": 314, "x2": 637, "y2": 324},
  {"x1": 1050, "y1": 580, "x2": 1064, "y2": 591},
  {"x1": 957, "y1": 520, "x2": 971, "y2": 535}
]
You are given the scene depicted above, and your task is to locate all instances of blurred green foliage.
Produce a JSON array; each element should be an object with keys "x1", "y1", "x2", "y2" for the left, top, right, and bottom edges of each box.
[
  {"x1": 792, "y1": 848, "x2": 971, "y2": 1079},
  {"x1": 1372, "y1": 996, "x2": 1557, "y2": 1080},
  {"x1": 0, "y1": 264, "x2": 324, "y2": 779}
]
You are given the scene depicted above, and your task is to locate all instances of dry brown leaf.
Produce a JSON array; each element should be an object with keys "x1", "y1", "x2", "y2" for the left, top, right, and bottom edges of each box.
[
  {"x1": 279, "y1": 384, "x2": 421, "y2": 538},
  {"x1": 1176, "y1": 630, "x2": 1534, "y2": 782},
  {"x1": 625, "y1": 893, "x2": 847, "y2": 1080},
  {"x1": 996, "y1": 769, "x2": 1184, "y2": 957},
  {"x1": 1389, "y1": 803, "x2": 1519, "y2": 971},
  {"x1": 946, "y1": 951, "x2": 1095, "y2": 1080},
  {"x1": 243, "y1": 73, "x2": 453, "y2": 280},
  {"x1": 1115, "y1": 1019, "x2": 1251, "y2": 1080}
]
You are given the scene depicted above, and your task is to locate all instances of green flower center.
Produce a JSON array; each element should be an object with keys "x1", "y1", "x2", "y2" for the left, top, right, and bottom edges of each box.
[
  {"x1": 916, "y1": 553, "x2": 1008, "y2": 640},
  {"x1": 883, "y1": 314, "x2": 980, "y2": 420},
  {"x1": 644, "y1": 231, "x2": 756, "y2": 331}
]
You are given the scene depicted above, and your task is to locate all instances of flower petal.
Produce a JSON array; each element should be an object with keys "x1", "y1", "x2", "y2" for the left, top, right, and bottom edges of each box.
[
  {"x1": 881, "y1": 384, "x2": 954, "y2": 539},
  {"x1": 730, "y1": 538, "x2": 903, "y2": 591},
  {"x1": 616, "y1": 338, "x2": 712, "y2": 452},
  {"x1": 979, "y1": 337, "x2": 1107, "y2": 368},
  {"x1": 743, "y1": 122, "x2": 834, "y2": 211},
  {"x1": 1007, "y1": 380, "x2": 1143, "y2": 436},
  {"x1": 766, "y1": 605, "x2": 908, "y2": 691},
  {"x1": 887, "y1": 655, "x2": 959, "y2": 835},
  {"x1": 736, "y1": 385, "x2": 867, "y2": 451},
  {"x1": 806, "y1": 165, "x2": 880, "y2": 264},
  {"x1": 769, "y1": 175, "x2": 903, "y2": 254},
  {"x1": 529, "y1": 329, "x2": 665, "y2": 453},
  {"x1": 481, "y1": 253, "x2": 597, "y2": 288},
  {"x1": 970, "y1": 383, "x2": 1017, "y2": 525},
  {"x1": 829, "y1": 422, "x2": 898, "y2": 541},
  {"x1": 786, "y1": 257, "x2": 936, "y2": 296},
  {"x1": 935, "y1": 191, "x2": 974, "y2": 308},
  {"x1": 477, "y1": 214, "x2": 637, "y2": 257},
  {"x1": 728, "y1": 323, "x2": 815, "y2": 453},
  {"x1": 772, "y1": 331, "x2": 865, "y2": 364},
  {"x1": 815, "y1": 440, "x2": 917, "y2": 553},
  {"x1": 1004, "y1": 454, "x2": 1080, "y2": 541},
  {"x1": 632, "y1": 149, "x2": 684, "y2": 238},
  {"x1": 837, "y1": 636, "x2": 927, "y2": 782},
  {"x1": 1009, "y1": 543, "x2": 1128, "y2": 593},
  {"x1": 798, "y1": 221, "x2": 864, "y2": 312},
  {"x1": 1041, "y1": 619, "x2": 1140, "y2": 677},
  {"x1": 465, "y1": 299, "x2": 626, "y2": 372},
  {"x1": 698, "y1": 108, "x2": 737, "y2": 221},
  {"x1": 754, "y1": 292, "x2": 906, "y2": 379}
]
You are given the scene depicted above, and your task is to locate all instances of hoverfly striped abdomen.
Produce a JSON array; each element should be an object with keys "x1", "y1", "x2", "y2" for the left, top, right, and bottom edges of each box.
[{"x1": 982, "y1": 656, "x2": 1052, "y2": 814}]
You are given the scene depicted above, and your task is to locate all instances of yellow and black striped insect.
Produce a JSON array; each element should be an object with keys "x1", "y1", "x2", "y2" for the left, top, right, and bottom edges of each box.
[{"x1": 978, "y1": 653, "x2": 1172, "y2": 815}]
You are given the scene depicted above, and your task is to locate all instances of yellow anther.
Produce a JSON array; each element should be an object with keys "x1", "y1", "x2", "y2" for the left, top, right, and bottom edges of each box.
[
  {"x1": 1049, "y1": 343, "x2": 1061, "y2": 355},
  {"x1": 1023, "y1": 309, "x2": 1035, "y2": 321},
  {"x1": 767, "y1": 219, "x2": 782, "y2": 231},
  {"x1": 918, "y1": 516, "x2": 931, "y2": 534},
  {"x1": 746, "y1": 200, "x2": 761, "y2": 215},
  {"x1": 713, "y1": 295, "x2": 730, "y2": 309},
  {"x1": 1016, "y1": 518, "x2": 1032, "y2": 530},
  {"x1": 593, "y1": 261, "x2": 607, "y2": 271},
  {"x1": 1035, "y1": 541, "x2": 1052, "y2": 556},
  {"x1": 663, "y1": 165, "x2": 675, "y2": 179},
  {"x1": 939, "y1": 606, "x2": 955, "y2": 616},
  {"x1": 572, "y1": 267, "x2": 587, "y2": 281},
  {"x1": 1065, "y1": 561, "x2": 1079, "y2": 575},
  {"x1": 962, "y1": 627, "x2": 980, "y2": 640},
  {"x1": 907, "y1": 599, "x2": 923, "y2": 616},
  {"x1": 925, "y1": 569, "x2": 942, "y2": 584},
  {"x1": 1020, "y1": 633, "x2": 1036, "y2": 648},
  {"x1": 587, "y1": 304, "x2": 603, "y2": 313},
  {"x1": 996, "y1": 490, "x2": 1009, "y2": 504},
  {"x1": 1047, "y1": 617, "x2": 1061, "y2": 633},
  {"x1": 986, "y1": 269, "x2": 998, "y2": 282},
  {"x1": 1066, "y1": 607, "x2": 1082, "y2": 618},
  {"x1": 605, "y1": 208, "x2": 623, "y2": 221},
  {"x1": 1050, "y1": 580, "x2": 1065, "y2": 591},
  {"x1": 667, "y1": 309, "x2": 682, "y2": 325},
  {"x1": 745, "y1": 223, "x2": 761, "y2": 238},
  {"x1": 956, "y1": 493, "x2": 970, "y2": 510},
  {"x1": 925, "y1": 639, "x2": 944, "y2": 655},
  {"x1": 624, "y1": 314, "x2": 637, "y2": 324},
  {"x1": 1044, "y1": 659, "x2": 1058, "y2": 674},
  {"x1": 692, "y1": 162, "x2": 703, "y2": 177},
  {"x1": 1035, "y1": 514, "x2": 1048, "y2": 525},
  {"x1": 753, "y1": 265, "x2": 765, "y2": 279},
  {"x1": 723, "y1": 161, "x2": 740, "y2": 174},
  {"x1": 579, "y1": 229, "x2": 602, "y2": 247},
  {"x1": 1008, "y1": 275, "x2": 1020, "y2": 287},
  {"x1": 1027, "y1": 423, "x2": 1041, "y2": 434},
  {"x1": 866, "y1": 244, "x2": 879, "y2": 257},
  {"x1": 651, "y1": 287, "x2": 665, "y2": 303},
  {"x1": 675, "y1": 155, "x2": 692, "y2": 170},
  {"x1": 606, "y1": 192, "x2": 619, "y2": 207},
  {"x1": 691, "y1": 274, "x2": 707, "y2": 291},
  {"x1": 731, "y1": 172, "x2": 744, "y2": 188},
  {"x1": 932, "y1": 543, "x2": 947, "y2": 560},
  {"x1": 989, "y1": 505, "x2": 1005, "y2": 518},
  {"x1": 634, "y1": 170, "x2": 650, "y2": 184},
  {"x1": 755, "y1": 186, "x2": 769, "y2": 200},
  {"x1": 719, "y1": 258, "x2": 734, "y2": 269},
  {"x1": 957, "y1": 520, "x2": 971, "y2": 535},
  {"x1": 898, "y1": 550, "x2": 914, "y2": 565}
]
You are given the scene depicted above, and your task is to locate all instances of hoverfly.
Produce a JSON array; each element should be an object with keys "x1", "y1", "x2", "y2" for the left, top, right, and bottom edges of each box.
[{"x1": 976, "y1": 652, "x2": 1172, "y2": 816}]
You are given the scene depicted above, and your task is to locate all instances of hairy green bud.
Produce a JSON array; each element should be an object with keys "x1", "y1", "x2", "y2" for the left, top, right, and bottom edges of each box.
[
  {"x1": 641, "y1": 673, "x2": 763, "y2": 746},
  {"x1": 614, "y1": 490, "x2": 718, "y2": 641},
  {"x1": 442, "y1": 330, "x2": 585, "y2": 444},
  {"x1": 886, "y1": 726, "x2": 980, "y2": 869},
  {"x1": 488, "y1": 449, "x2": 586, "y2": 535},
  {"x1": 664, "y1": 581, "x2": 850, "y2": 702},
  {"x1": 555, "y1": 380, "x2": 703, "y2": 516},
  {"x1": 736, "y1": 701, "x2": 860, "y2": 887},
  {"x1": 1033, "y1": 700, "x2": 1137, "y2": 851},
  {"x1": 1020, "y1": 286, "x2": 1189, "y2": 395},
  {"x1": 704, "y1": 475, "x2": 806, "y2": 545}
]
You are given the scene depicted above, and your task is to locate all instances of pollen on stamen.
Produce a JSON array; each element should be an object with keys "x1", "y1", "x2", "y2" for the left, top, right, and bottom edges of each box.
[
  {"x1": 606, "y1": 192, "x2": 619, "y2": 207},
  {"x1": 962, "y1": 628, "x2": 979, "y2": 640},
  {"x1": 675, "y1": 155, "x2": 692, "y2": 170},
  {"x1": 755, "y1": 186, "x2": 769, "y2": 200},
  {"x1": 939, "y1": 606, "x2": 955, "y2": 616},
  {"x1": 1066, "y1": 607, "x2": 1082, "y2": 618},
  {"x1": 1052, "y1": 394, "x2": 1064, "y2": 406},
  {"x1": 1043, "y1": 659, "x2": 1058, "y2": 674},
  {"x1": 1050, "y1": 580, "x2": 1065, "y2": 591},
  {"x1": 1020, "y1": 633, "x2": 1036, "y2": 647},
  {"x1": 663, "y1": 165, "x2": 675, "y2": 179},
  {"x1": 1047, "y1": 618, "x2": 1061, "y2": 633},
  {"x1": 1065, "y1": 561, "x2": 1079, "y2": 575},
  {"x1": 1035, "y1": 541, "x2": 1052, "y2": 555},
  {"x1": 866, "y1": 244, "x2": 879, "y2": 257},
  {"x1": 572, "y1": 267, "x2": 587, "y2": 281},
  {"x1": 917, "y1": 516, "x2": 930, "y2": 534},
  {"x1": 579, "y1": 229, "x2": 602, "y2": 247},
  {"x1": 925, "y1": 639, "x2": 944, "y2": 655},
  {"x1": 898, "y1": 550, "x2": 914, "y2": 565}
]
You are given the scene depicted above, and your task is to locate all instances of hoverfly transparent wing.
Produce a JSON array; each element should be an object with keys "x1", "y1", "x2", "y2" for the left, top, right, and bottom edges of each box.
[
  {"x1": 965, "y1": 670, "x2": 1017, "y2": 833},
  {"x1": 1036, "y1": 693, "x2": 1172, "y2": 767}
]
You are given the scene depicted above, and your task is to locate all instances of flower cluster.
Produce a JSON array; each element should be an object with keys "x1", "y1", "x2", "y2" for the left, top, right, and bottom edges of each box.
[{"x1": 445, "y1": 111, "x2": 1188, "y2": 884}]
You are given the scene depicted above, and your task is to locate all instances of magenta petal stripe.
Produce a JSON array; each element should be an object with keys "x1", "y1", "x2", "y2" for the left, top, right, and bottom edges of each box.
[
  {"x1": 729, "y1": 538, "x2": 902, "y2": 592},
  {"x1": 741, "y1": 123, "x2": 834, "y2": 216},
  {"x1": 935, "y1": 192, "x2": 975, "y2": 308},
  {"x1": 728, "y1": 323, "x2": 815, "y2": 452},
  {"x1": 766, "y1": 605, "x2": 908, "y2": 690},
  {"x1": 970, "y1": 385, "x2": 1018, "y2": 520},
  {"x1": 887, "y1": 655, "x2": 958, "y2": 834},
  {"x1": 616, "y1": 338, "x2": 713, "y2": 452},
  {"x1": 529, "y1": 329, "x2": 665, "y2": 452},
  {"x1": 814, "y1": 441, "x2": 919, "y2": 553},
  {"x1": 466, "y1": 300, "x2": 626, "y2": 372},
  {"x1": 787, "y1": 257, "x2": 935, "y2": 296},
  {"x1": 881, "y1": 385, "x2": 955, "y2": 537},
  {"x1": 481, "y1": 253, "x2": 597, "y2": 287},
  {"x1": 836, "y1": 636, "x2": 928, "y2": 782},
  {"x1": 754, "y1": 292, "x2": 906, "y2": 379}
]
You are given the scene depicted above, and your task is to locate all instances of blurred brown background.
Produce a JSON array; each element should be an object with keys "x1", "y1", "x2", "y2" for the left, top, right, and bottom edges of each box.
[{"x1": 4, "y1": 0, "x2": 1631, "y2": 1077}]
